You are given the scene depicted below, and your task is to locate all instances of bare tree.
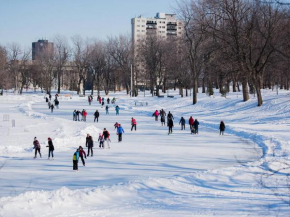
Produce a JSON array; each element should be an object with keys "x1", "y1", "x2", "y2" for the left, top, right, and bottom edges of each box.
[
  {"x1": 53, "y1": 35, "x2": 70, "y2": 94},
  {"x1": 107, "y1": 34, "x2": 133, "y2": 95}
]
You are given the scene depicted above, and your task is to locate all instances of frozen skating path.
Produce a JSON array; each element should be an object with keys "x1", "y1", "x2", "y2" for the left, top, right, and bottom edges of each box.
[{"x1": 0, "y1": 93, "x2": 261, "y2": 197}]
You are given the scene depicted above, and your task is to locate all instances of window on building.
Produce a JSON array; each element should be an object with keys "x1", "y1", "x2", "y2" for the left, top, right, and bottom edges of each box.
[{"x1": 137, "y1": 25, "x2": 140, "y2": 27}]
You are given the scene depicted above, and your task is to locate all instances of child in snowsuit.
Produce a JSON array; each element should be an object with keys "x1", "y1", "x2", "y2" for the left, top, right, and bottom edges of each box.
[
  {"x1": 98, "y1": 133, "x2": 104, "y2": 148},
  {"x1": 153, "y1": 110, "x2": 159, "y2": 121},
  {"x1": 179, "y1": 117, "x2": 186, "y2": 130},
  {"x1": 73, "y1": 149, "x2": 79, "y2": 171}
]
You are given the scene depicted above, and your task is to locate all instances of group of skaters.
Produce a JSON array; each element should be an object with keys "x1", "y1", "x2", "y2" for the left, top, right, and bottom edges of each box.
[
  {"x1": 73, "y1": 109, "x2": 88, "y2": 121},
  {"x1": 152, "y1": 109, "x2": 226, "y2": 135},
  {"x1": 33, "y1": 137, "x2": 54, "y2": 159},
  {"x1": 73, "y1": 128, "x2": 111, "y2": 171},
  {"x1": 45, "y1": 93, "x2": 60, "y2": 113},
  {"x1": 89, "y1": 95, "x2": 116, "y2": 107}
]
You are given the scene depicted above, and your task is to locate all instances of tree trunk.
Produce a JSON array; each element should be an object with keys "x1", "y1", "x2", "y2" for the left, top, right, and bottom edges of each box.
[
  {"x1": 179, "y1": 86, "x2": 183, "y2": 97},
  {"x1": 57, "y1": 71, "x2": 61, "y2": 94},
  {"x1": 202, "y1": 77, "x2": 206, "y2": 93},
  {"x1": 186, "y1": 88, "x2": 188, "y2": 97},
  {"x1": 193, "y1": 78, "x2": 198, "y2": 104},
  {"x1": 242, "y1": 78, "x2": 250, "y2": 102},
  {"x1": 233, "y1": 81, "x2": 237, "y2": 92},
  {"x1": 254, "y1": 76, "x2": 263, "y2": 106}
]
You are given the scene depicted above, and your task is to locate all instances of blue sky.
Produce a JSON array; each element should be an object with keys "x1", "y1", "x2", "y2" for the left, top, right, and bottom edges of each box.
[{"x1": 0, "y1": 0, "x2": 177, "y2": 48}]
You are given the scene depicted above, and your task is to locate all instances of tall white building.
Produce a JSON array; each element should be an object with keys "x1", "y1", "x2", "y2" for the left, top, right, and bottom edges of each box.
[
  {"x1": 131, "y1": 13, "x2": 183, "y2": 87},
  {"x1": 131, "y1": 12, "x2": 183, "y2": 46}
]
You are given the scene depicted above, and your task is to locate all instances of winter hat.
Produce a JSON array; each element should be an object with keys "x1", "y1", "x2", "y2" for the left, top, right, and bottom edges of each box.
[
  {"x1": 99, "y1": 133, "x2": 102, "y2": 136},
  {"x1": 34, "y1": 137, "x2": 37, "y2": 140}
]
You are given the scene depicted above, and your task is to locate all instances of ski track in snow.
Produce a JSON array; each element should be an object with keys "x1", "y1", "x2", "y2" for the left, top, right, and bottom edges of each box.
[{"x1": 0, "y1": 90, "x2": 290, "y2": 216}]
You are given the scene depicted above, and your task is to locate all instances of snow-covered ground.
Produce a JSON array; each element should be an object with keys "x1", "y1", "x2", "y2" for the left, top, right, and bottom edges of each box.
[{"x1": 0, "y1": 89, "x2": 289, "y2": 216}]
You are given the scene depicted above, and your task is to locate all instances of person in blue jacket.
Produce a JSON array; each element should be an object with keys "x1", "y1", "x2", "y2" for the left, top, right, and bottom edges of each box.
[
  {"x1": 179, "y1": 117, "x2": 186, "y2": 130},
  {"x1": 193, "y1": 119, "x2": 199, "y2": 134},
  {"x1": 73, "y1": 149, "x2": 79, "y2": 171},
  {"x1": 116, "y1": 124, "x2": 125, "y2": 142}
]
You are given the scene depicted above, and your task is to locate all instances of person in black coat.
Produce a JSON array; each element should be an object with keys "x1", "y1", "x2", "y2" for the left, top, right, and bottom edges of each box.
[
  {"x1": 168, "y1": 118, "x2": 174, "y2": 135},
  {"x1": 46, "y1": 137, "x2": 54, "y2": 159},
  {"x1": 179, "y1": 117, "x2": 186, "y2": 130},
  {"x1": 76, "y1": 110, "x2": 80, "y2": 121},
  {"x1": 94, "y1": 110, "x2": 100, "y2": 122},
  {"x1": 85, "y1": 134, "x2": 94, "y2": 157},
  {"x1": 167, "y1": 111, "x2": 173, "y2": 122},
  {"x1": 219, "y1": 121, "x2": 226, "y2": 135},
  {"x1": 193, "y1": 119, "x2": 199, "y2": 134}
]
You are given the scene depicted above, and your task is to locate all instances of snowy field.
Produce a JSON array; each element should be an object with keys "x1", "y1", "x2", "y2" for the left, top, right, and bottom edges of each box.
[{"x1": 0, "y1": 89, "x2": 289, "y2": 216}]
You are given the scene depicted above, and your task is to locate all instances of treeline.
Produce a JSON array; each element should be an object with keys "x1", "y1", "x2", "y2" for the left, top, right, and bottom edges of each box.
[{"x1": 0, "y1": 0, "x2": 290, "y2": 107}]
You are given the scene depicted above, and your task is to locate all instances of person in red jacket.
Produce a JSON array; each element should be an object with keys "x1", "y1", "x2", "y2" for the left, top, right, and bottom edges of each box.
[
  {"x1": 78, "y1": 146, "x2": 87, "y2": 166},
  {"x1": 189, "y1": 116, "x2": 194, "y2": 131},
  {"x1": 82, "y1": 109, "x2": 87, "y2": 122},
  {"x1": 131, "y1": 117, "x2": 137, "y2": 131}
]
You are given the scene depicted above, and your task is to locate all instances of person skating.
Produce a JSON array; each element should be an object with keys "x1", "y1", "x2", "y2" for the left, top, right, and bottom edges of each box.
[
  {"x1": 167, "y1": 111, "x2": 174, "y2": 122},
  {"x1": 98, "y1": 96, "x2": 102, "y2": 104},
  {"x1": 88, "y1": 96, "x2": 92, "y2": 105},
  {"x1": 33, "y1": 137, "x2": 41, "y2": 158},
  {"x1": 103, "y1": 128, "x2": 110, "y2": 149},
  {"x1": 112, "y1": 97, "x2": 116, "y2": 104},
  {"x1": 193, "y1": 119, "x2": 199, "y2": 134},
  {"x1": 48, "y1": 101, "x2": 51, "y2": 109},
  {"x1": 152, "y1": 110, "x2": 159, "y2": 121},
  {"x1": 85, "y1": 134, "x2": 94, "y2": 157},
  {"x1": 45, "y1": 97, "x2": 48, "y2": 103},
  {"x1": 168, "y1": 118, "x2": 174, "y2": 135},
  {"x1": 114, "y1": 122, "x2": 120, "y2": 129},
  {"x1": 76, "y1": 110, "x2": 80, "y2": 121},
  {"x1": 115, "y1": 105, "x2": 120, "y2": 115},
  {"x1": 107, "y1": 98, "x2": 110, "y2": 104},
  {"x1": 219, "y1": 121, "x2": 226, "y2": 135},
  {"x1": 189, "y1": 116, "x2": 194, "y2": 131},
  {"x1": 105, "y1": 105, "x2": 109, "y2": 114},
  {"x1": 131, "y1": 117, "x2": 137, "y2": 131},
  {"x1": 78, "y1": 146, "x2": 87, "y2": 166},
  {"x1": 98, "y1": 133, "x2": 104, "y2": 148},
  {"x1": 179, "y1": 117, "x2": 186, "y2": 130},
  {"x1": 160, "y1": 109, "x2": 166, "y2": 117},
  {"x1": 73, "y1": 110, "x2": 77, "y2": 121},
  {"x1": 94, "y1": 110, "x2": 99, "y2": 122},
  {"x1": 54, "y1": 99, "x2": 59, "y2": 109},
  {"x1": 51, "y1": 104, "x2": 54, "y2": 113},
  {"x1": 49, "y1": 94, "x2": 52, "y2": 101},
  {"x1": 46, "y1": 137, "x2": 54, "y2": 160},
  {"x1": 160, "y1": 114, "x2": 166, "y2": 126},
  {"x1": 116, "y1": 124, "x2": 125, "y2": 142},
  {"x1": 73, "y1": 149, "x2": 79, "y2": 171},
  {"x1": 82, "y1": 109, "x2": 87, "y2": 122}
]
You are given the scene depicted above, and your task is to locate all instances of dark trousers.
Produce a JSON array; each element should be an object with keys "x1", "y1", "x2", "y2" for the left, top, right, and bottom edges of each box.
[
  {"x1": 168, "y1": 126, "x2": 173, "y2": 134},
  {"x1": 88, "y1": 146, "x2": 93, "y2": 156},
  {"x1": 131, "y1": 124, "x2": 136, "y2": 131},
  {"x1": 80, "y1": 156, "x2": 85, "y2": 166},
  {"x1": 99, "y1": 141, "x2": 104, "y2": 148},
  {"x1": 195, "y1": 128, "x2": 198, "y2": 134},
  {"x1": 73, "y1": 160, "x2": 78, "y2": 170},
  {"x1": 181, "y1": 124, "x2": 185, "y2": 130},
  {"x1": 94, "y1": 117, "x2": 99, "y2": 122},
  {"x1": 35, "y1": 148, "x2": 41, "y2": 157},
  {"x1": 118, "y1": 133, "x2": 122, "y2": 142},
  {"x1": 48, "y1": 150, "x2": 54, "y2": 158},
  {"x1": 220, "y1": 130, "x2": 224, "y2": 135}
]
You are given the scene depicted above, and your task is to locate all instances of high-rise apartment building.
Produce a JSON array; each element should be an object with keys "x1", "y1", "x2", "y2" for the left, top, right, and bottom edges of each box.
[
  {"x1": 131, "y1": 12, "x2": 183, "y2": 47},
  {"x1": 32, "y1": 39, "x2": 54, "y2": 61}
]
